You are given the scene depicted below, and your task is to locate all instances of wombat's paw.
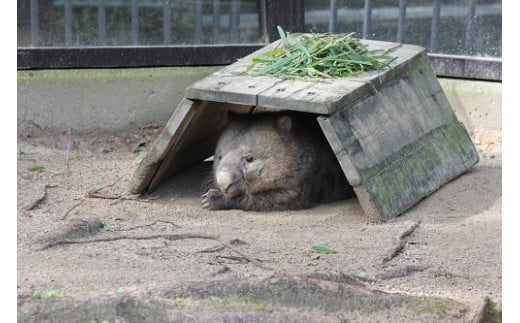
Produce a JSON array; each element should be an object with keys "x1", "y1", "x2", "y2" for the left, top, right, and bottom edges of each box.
[{"x1": 201, "y1": 189, "x2": 229, "y2": 210}]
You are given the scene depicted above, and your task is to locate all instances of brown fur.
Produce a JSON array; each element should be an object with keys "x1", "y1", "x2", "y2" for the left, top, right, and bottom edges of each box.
[{"x1": 201, "y1": 111, "x2": 355, "y2": 211}]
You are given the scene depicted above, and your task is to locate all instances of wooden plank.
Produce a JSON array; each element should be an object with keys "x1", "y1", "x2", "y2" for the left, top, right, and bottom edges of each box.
[
  {"x1": 131, "y1": 101, "x2": 255, "y2": 194},
  {"x1": 185, "y1": 40, "x2": 285, "y2": 105},
  {"x1": 317, "y1": 116, "x2": 361, "y2": 185},
  {"x1": 257, "y1": 77, "x2": 364, "y2": 114},
  {"x1": 352, "y1": 185, "x2": 381, "y2": 222},
  {"x1": 185, "y1": 38, "x2": 418, "y2": 114},
  {"x1": 351, "y1": 43, "x2": 427, "y2": 88},
  {"x1": 330, "y1": 55, "x2": 454, "y2": 170},
  {"x1": 131, "y1": 37, "x2": 479, "y2": 222},
  {"x1": 130, "y1": 98, "x2": 200, "y2": 194},
  {"x1": 358, "y1": 118, "x2": 479, "y2": 220},
  {"x1": 146, "y1": 101, "x2": 232, "y2": 192},
  {"x1": 359, "y1": 39, "x2": 401, "y2": 52},
  {"x1": 325, "y1": 51, "x2": 479, "y2": 220},
  {"x1": 186, "y1": 73, "x2": 284, "y2": 106}
]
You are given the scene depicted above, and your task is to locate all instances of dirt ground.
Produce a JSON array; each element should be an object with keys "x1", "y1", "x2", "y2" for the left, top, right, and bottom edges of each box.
[{"x1": 17, "y1": 124, "x2": 502, "y2": 322}]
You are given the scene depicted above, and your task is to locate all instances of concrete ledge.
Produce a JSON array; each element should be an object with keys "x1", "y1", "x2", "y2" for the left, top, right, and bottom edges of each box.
[
  {"x1": 438, "y1": 78, "x2": 502, "y2": 154},
  {"x1": 17, "y1": 68, "x2": 501, "y2": 154},
  {"x1": 17, "y1": 67, "x2": 222, "y2": 133}
]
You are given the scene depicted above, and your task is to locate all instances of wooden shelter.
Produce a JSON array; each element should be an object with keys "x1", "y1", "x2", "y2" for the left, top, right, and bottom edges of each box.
[{"x1": 130, "y1": 38, "x2": 479, "y2": 221}]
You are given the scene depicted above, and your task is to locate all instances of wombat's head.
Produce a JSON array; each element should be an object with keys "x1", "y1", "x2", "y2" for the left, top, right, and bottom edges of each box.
[{"x1": 212, "y1": 113, "x2": 298, "y2": 198}]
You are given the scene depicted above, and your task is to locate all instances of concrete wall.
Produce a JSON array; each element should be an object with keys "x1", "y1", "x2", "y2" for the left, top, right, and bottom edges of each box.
[
  {"x1": 17, "y1": 67, "x2": 501, "y2": 152},
  {"x1": 17, "y1": 67, "x2": 222, "y2": 133},
  {"x1": 438, "y1": 78, "x2": 502, "y2": 154}
]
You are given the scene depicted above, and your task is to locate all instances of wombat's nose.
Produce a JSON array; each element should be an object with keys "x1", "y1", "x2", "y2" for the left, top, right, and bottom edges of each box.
[{"x1": 216, "y1": 168, "x2": 235, "y2": 193}]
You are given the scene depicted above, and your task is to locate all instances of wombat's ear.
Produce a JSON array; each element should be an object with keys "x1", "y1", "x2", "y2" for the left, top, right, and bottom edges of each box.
[{"x1": 276, "y1": 115, "x2": 293, "y2": 133}]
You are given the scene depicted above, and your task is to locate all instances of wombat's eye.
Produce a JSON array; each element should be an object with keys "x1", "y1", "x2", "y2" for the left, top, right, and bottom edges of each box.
[{"x1": 245, "y1": 155, "x2": 255, "y2": 163}]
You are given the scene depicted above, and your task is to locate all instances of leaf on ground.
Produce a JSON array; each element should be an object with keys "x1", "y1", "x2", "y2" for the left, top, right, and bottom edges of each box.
[
  {"x1": 35, "y1": 290, "x2": 64, "y2": 299},
  {"x1": 311, "y1": 245, "x2": 337, "y2": 254},
  {"x1": 28, "y1": 165, "x2": 45, "y2": 172}
]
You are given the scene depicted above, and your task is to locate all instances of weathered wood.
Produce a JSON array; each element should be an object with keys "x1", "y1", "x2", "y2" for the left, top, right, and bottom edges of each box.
[
  {"x1": 185, "y1": 73, "x2": 284, "y2": 106},
  {"x1": 185, "y1": 40, "x2": 285, "y2": 106},
  {"x1": 324, "y1": 52, "x2": 479, "y2": 220},
  {"x1": 317, "y1": 116, "x2": 361, "y2": 186},
  {"x1": 130, "y1": 100, "x2": 251, "y2": 194},
  {"x1": 130, "y1": 98, "x2": 200, "y2": 194},
  {"x1": 257, "y1": 78, "x2": 362, "y2": 114},
  {"x1": 131, "y1": 36, "x2": 479, "y2": 221},
  {"x1": 185, "y1": 38, "x2": 426, "y2": 115}
]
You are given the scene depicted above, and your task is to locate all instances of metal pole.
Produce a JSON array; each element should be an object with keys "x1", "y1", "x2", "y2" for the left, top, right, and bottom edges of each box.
[
  {"x1": 429, "y1": 0, "x2": 441, "y2": 52},
  {"x1": 98, "y1": 0, "x2": 107, "y2": 45},
  {"x1": 194, "y1": 0, "x2": 203, "y2": 44},
  {"x1": 397, "y1": 0, "x2": 407, "y2": 42},
  {"x1": 229, "y1": 0, "x2": 240, "y2": 43},
  {"x1": 362, "y1": 0, "x2": 372, "y2": 39},
  {"x1": 29, "y1": 0, "x2": 39, "y2": 46},
  {"x1": 65, "y1": 0, "x2": 73, "y2": 46},
  {"x1": 465, "y1": 0, "x2": 477, "y2": 55},
  {"x1": 163, "y1": 0, "x2": 172, "y2": 44},
  {"x1": 329, "y1": 0, "x2": 337, "y2": 33},
  {"x1": 212, "y1": 0, "x2": 221, "y2": 43},
  {"x1": 131, "y1": 0, "x2": 139, "y2": 45}
]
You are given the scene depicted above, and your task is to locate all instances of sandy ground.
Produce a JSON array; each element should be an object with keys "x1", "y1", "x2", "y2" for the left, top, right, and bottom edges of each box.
[{"x1": 16, "y1": 125, "x2": 501, "y2": 322}]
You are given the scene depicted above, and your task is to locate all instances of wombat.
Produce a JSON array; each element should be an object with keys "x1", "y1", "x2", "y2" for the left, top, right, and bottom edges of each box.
[{"x1": 201, "y1": 111, "x2": 355, "y2": 211}]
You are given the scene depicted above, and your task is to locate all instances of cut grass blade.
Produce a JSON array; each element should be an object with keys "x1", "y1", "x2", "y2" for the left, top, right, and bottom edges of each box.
[{"x1": 243, "y1": 26, "x2": 397, "y2": 80}]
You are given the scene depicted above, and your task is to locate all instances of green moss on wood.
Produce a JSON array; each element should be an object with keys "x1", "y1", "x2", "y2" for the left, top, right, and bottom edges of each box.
[{"x1": 359, "y1": 116, "x2": 479, "y2": 219}]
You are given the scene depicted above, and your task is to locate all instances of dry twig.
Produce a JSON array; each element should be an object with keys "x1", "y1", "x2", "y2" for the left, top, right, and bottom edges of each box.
[{"x1": 38, "y1": 233, "x2": 273, "y2": 271}]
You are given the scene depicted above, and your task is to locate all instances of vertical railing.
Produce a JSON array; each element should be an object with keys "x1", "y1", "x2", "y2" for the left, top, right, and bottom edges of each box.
[
  {"x1": 98, "y1": 0, "x2": 107, "y2": 45},
  {"x1": 212, "y1": 0, "x2": 221, "y2": 43},
  {"x1": 24, "y1": 0, "x2": 496, "y2": 53},
  {"x1": 195, "y1": 0, "x2": 203, "y2": 44},
  {"x1": 397, "y1": 0, "x2": 407, "y2": 42},
  {"x1": 229, "y1": 0, "x2": 241, "y2": 43},
  {"x1": 329, "y1": 0, "x2": 337, "y2": 33},
  {"x1": 430, "y1": 0, "x2": 441, "y2": 52},
  {"x1": 362, "y1": 0, "x2": 372, "y2": 39},
  {"x1": 65, "y1": 0, "x2": 73, "y2": 46},
  {"x1": 163, "y1": 0, "x2": 172, "y2": 45},
  {"x1": 29, "y1": 0, "x2": 39, "y2": 46},
  {"x1": 465, "y1": 0, "x2": 477, "y2": 54},
  {"x1": 131, "y1": 0, "x2": 139, "y2": 45}
]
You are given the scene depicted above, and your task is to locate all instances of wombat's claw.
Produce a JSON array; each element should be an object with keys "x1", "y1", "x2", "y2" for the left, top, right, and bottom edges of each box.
[{"x1": 201, "y1": 189, "x2": 226, "y2": 210}]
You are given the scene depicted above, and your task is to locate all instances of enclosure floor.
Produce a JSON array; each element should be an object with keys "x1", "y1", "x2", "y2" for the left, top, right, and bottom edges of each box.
[{"x1": 17, "y1": 127, "x2": 502, "y2": 321}]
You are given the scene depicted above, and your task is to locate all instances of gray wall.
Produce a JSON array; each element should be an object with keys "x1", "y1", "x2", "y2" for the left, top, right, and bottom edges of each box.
[
  {"x1": 17, "y1": 67, "x2": 501, "y2": 152},
  {"x1": 18, "y1": 67, "x2": 222, "y2": 133}
]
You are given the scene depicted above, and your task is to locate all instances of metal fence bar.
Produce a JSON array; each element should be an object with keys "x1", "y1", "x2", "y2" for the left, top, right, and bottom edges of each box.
[
  {"x1": 131, "y1": 0, "x2": 139, "y2": 45},
  {"x1": 65, "y1": 0, "x2": 73, "y2": 46},
  {"x1": 229, "y1": 0, "x2": 241, "y2": 43},
  {"x1": 465, "y1": 0, "x2": 477, "y2": 54},
  {"x1": 30, "y1": 0, "x2": 39, "y2": 46},
  {"x1": 194, "y1": 0, "x2": 203, "y2": 44},
  {"x1": 429, "y1": 0, "x2": 441, "y2": 52},
  {"x1": 98, "y1": 0, "x2": 107, "y2": 45},
  {"x1": 212, "y1": 0, "x2": 221, "y2": 44},
  {"x1": 329, "y1": 0, "x2": 337, "y2": 33},
  {"x1": 362, "y1": 0, "x2": 372, "y2": 39},
  {"x1": 397, "y1": 0, "x2": 407, "y2": 42},
  {"x1": 163, "y1": 0, "x2": 171, "y2": 45}
]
